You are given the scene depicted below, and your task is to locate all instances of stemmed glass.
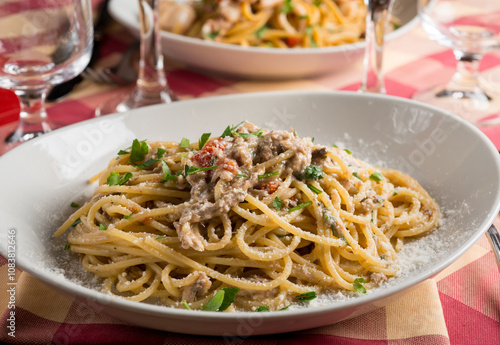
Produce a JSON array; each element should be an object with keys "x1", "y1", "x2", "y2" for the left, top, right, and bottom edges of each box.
[
  {"x1": 360, "y1": 0, "x2": 394, "y2": 93},
  {"x1": 413, "y1": 0, "x2": 500, "y2": 126},
  {"x1": 0, "y1": 0, "x2": 93, "y2": 146},
  {"x1": 96, "y1": 0, "x2": 175, "y2": 116}
]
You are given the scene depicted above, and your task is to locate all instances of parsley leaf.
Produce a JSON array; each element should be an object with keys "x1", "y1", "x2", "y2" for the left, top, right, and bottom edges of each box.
[
  {"x1": 281, "y1": 0, "x2": 293, "y2": 13},
  {"x1": 202, "y1": 290, "x2": 225, "y2": 311},
  {"x1": 288, "y1": 201, "x2": 312, "y2": 213},
  {"x1": 308, "y1": 184, "x2": 322, "y2": 194},
  {"x1": 296, "y1": 291, "x2": 316, "y2": 302},
  {"x1": 324, "y1": 214, "x2": 339, "y2": 237},
  {"x1": 180, "y1": 138, "x2": 190, "y2": 149},
  {"x1": 353, "y1": 278, "x2": 367, "y2": 294},
  {"x1": 160, "y1": 160, "x2": 177, "y2": 182},
  {"x1": 255, "y1": 306, "x2": 270, "y2": 312},
  {"x1": 236, "y1": 174, "x2": 247, "y2": 178},
  {"x1": 157, "y1": 148, "x2": 166, "y2": 158},
  {"x1": 255, "y1": 26, "x2": 267, "y2": 38},
  {"x1": 279, "y1": 303, "x2": 293, "y2": 310},
  {"x1": 117, "y1": 149, "x2": 130, "y2": 155},
  {"x1": 199, "y1": 133, "x2": 211, "y2": 150},
  {"x1": 130, "y1": 139, "x2": 149, "y2": 163},
  {"x1": 219, "y1": 287, "x2": 240, "y2": 311},
  {"x1": 258, "y1": 171, "x2": 279, "y2": 179},
  {"x1": 304, "y1": 165, "x2": 324, "y2": 180},
  {"x1": 124, "y1": 211, "x2": 136, "y2": 220},
  {"x1": 369, "y1": 172, "x2": 384, "y2": 182},
  {"x1": 352, "y1": 172, "x2": 363, "y2": 181},
  {"x1": 156, "y1": 235, "x2": 166, "y2": 240},
  {"x1": 70, "y1": 202, "x2": 80, "y2": 208},
  {"x1": 272, "y1": 196, "x2": 283, "y2": 211},
  {"x1": 71, "y1": 218, "x2": 81, "y2": 227},
  {"x1": 64, "y1": 241, "x2": 71, "y2": 250},
  {"x1": 99, "y1": 223, "x2": 107, "y2": 230},
  {"x1": 135, "y1": 158, "x2": 159, "y2": 169},
  {"x1": 182, "y1": 300, "x2": 192, "y2": 310},
  {"x1": 177, "y1": 164, "x2": 218, "y2": 178},
  {"x1": 107, "y1": 172, "x2": 133, "y2": 186}
]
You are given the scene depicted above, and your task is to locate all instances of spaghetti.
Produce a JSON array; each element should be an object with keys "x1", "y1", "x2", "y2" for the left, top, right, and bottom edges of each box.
[
  {"x1": 55, "y1": 122, "x2": 440, "y2": 312},
  {"x1": 159, "y1": 0, "x2": 378, "y2": 48}
]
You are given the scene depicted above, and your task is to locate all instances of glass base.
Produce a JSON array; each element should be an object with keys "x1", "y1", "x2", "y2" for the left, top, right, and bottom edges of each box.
[
  {"x1": 5, "y1": 119, "x2": 52, "y2": 144},
  {"x1": 412, "y1": 85, "x2": 500, "y2": 127},
  {"x1": 95, "y1": 88, "x2": 176, "y2": 116}
]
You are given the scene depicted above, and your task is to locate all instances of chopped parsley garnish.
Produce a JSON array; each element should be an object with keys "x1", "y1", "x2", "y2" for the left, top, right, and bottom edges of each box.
[
  {"x1": 308, "y1": 184, "x2": 322, "y2": 194},
  {"x1": 258, "y1": 171, "x2": 279, "y2": 179},
  {"x1": 272, "y1": 196, "x2": 283, "y2": 211},
  {"x1": 353, "y1": 278, "x2": 367, "y2": 294},
  {"x1": 324, "y1": 214, "x2": 338, "y2": 237},
  {"x1": 70, "y1": 202, "x2": 80, "y2": 208},
  {"x1": 156, "y1": 235, "x2": 166, "y2": 240},
  {"x1": 124, "y1": 211, "x2": 136, "y2": 220},
  {"x1": 209, "y1": 155, "x2": 217, "y2": 166},
  {"x1": 198, "y1": 133, "x2": 211, "y2": 150},
  {"x1": 202, "y1": 287, "x2": 239, "y2": 311},
  {"x1": 344, "y1": 149, "x2": 352, "y2": 154},
  {"x1": 393, "y1": 190, "x2": 398, "y2": 196},
  {"x1": 130, "y1": 139, "x2": 149, "y2": 163},
  {"x1": 181, "y1": 300, "x2": 192, "y2": 310},
  {"x1": 177, "y1": 164, "x2": 218, "y2": 178},
  {"x1": 221, "y1": 122, "x2": 263, "y2": 138},
  {"x1": 64, "y1": 241, "x2": 70, "y2": 250},
  {"x1": 255, "y1": 306, "x2": 270, "y2": 312},
  {"x1": 279, "y1": 303, "x2": 293, "y2": 310},
  {"x1": 236, "y1": 174, "x2": 247, "y2": 178},
  {"x1": 380, "y1": 254, "x2": 386, "y2": 260},
  {"x1": 352, "y1": 172, "x2": 363, "y2": 181},
  {"x1": 71, "y1": 218, "x2": 81, "y2": 227},
  {"x1": 281, "y1": 0, "x2": 293, "y2": 13},
  {"x1": 369, "y1": 172, "x2": 384, "y2": 182},
  {"x1": 296, "y1": 291, "x2": 316, "y2": 302},
  {"x1": 160, "y1": 160, "x2": 177, "y2": 182},
  {"x1": 341, "y1": 235, "x2": 350, "y2": 246},
  {"x1": 107, "y1": 172, "x2": 133, "y2": 186},
  {"x1": 205, "y1": 30, "x2": 220, "y2": 40},
  {"x1": 135, "y1": 158, "x2": 159, "y2": 169},
  {"x1": 117, "y1": 149, "x2": 130, "y2": 155},
  {"x1": 288, "y1": 201, "x2": 312, "y2": 213},
  {"x1": 304, "y1": 165, "x2": 324, "y2": 180},
  {"x1": 99, "y1": 223, "x2": 107, "y2": 230},
  {"x1": 255, "y1": 26, "x2": 267, "y2": 38},
  {"x1": 157, "y1": 148, "x2": 166, "y2": 158},
  {"x1": 180, "y1": 137, "x2": 190, "y2": 149}
]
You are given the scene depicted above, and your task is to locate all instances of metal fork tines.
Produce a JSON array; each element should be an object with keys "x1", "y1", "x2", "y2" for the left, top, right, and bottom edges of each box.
[{"x1": 80, "y1": 66, "x2": 114, "y2": 84}]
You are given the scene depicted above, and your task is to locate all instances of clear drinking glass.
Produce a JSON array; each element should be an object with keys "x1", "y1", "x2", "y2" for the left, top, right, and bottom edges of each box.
[
  {"x1": 360, "y1": 0, "x2": 394, "y2": 94},
  {"x1": 413, "y1": 0, "x2": 500, "y2": 126},
  {"x1": 0, "y1": 0, "x2": 93, "y2": 145},
  {"x1": 95, "y1": 0, "x2": 175, "y2": 116}
]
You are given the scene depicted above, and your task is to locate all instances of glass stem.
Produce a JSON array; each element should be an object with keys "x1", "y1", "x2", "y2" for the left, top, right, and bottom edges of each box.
[
  {"x1": 360, "y1": 0, "x2": 392, "y2": 94},
  {"x1": 450, "y1": 51, "x2": 483, "y2": 89},
  {"x1": 127, "y1": 0, "x2": 175, "y2": 107},
  {"x1": 6, "y1": 88, "x2": 52, "y2": 143}
]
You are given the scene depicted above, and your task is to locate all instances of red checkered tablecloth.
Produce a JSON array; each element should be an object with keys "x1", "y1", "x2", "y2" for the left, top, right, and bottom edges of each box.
[{"x1": 1, "y1": 0, "x2": 500, "y2": 344}]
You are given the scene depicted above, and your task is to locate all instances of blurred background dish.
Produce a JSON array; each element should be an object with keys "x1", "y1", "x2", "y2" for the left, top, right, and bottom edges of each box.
[{"x1": 108, "y1": 0, "x2": 418, "y2": 79}]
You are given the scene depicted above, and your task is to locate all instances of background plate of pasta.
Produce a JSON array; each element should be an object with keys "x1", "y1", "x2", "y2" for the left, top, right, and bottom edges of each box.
[
  {"x1": 0, "y1": 91, "x2": 499, "y2": 336},
  {"x1": 108, "y1": 0, "x2": 418, "y2": 78}
]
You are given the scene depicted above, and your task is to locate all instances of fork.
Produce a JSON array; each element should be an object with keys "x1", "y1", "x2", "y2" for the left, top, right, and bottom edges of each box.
[
  {"x1": 486, "y1": 224, "x2": 500, "y2": 272},
  {"x1": 81, "y1": 41, "x2": 139, "y2": 85}
]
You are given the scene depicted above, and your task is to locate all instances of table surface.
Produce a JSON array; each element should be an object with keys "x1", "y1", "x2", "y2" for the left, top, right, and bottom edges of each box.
[{"x1": 1, "y1": 1, "x2": 500, "y2": 344}]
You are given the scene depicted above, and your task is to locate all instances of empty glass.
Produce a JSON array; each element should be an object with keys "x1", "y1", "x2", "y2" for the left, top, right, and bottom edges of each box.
[
  {"x1": 413, "y1": 0, "x2": 500, "y2": 126},
  {"x1": 0, "y1": 0, "x2": 93, "y2": 145},
  {"x1": 95, "y1": 0, "x2": 175, "y2": 116},
  {"x1": 360, "y1": 0, "x2": 394, "y2": 94}
]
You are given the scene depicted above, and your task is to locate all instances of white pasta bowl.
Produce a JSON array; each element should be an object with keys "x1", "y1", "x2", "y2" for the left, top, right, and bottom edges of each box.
[
  {"x1": 108, "y1": 0, "x2": 419, "y2": 79},
  {"x1": 0, "y1": 91, "x2": 499, "y2": 336}
]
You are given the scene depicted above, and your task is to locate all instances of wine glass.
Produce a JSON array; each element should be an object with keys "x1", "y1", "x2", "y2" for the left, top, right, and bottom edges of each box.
[
  {"x1": 360, "y1": 0, "x2": 394, "y2": 93},
  {"x1": 96, "y1": 0, "x2": 175, "y2": 116},
  {"x1": 0, "y1": 0, "x2": 93, "y2": 146},
  {"x1": 413, "y1": 0, "x2": 500, "y2": 126}
]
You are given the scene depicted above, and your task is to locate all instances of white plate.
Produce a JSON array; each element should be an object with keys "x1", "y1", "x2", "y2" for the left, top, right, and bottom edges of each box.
[
  {"x1": 108, "y1": 0, "x2": 419, "y2": 79},
  {"x1": 1, "y1": 91, "x2": 499, "y2": 336}
]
